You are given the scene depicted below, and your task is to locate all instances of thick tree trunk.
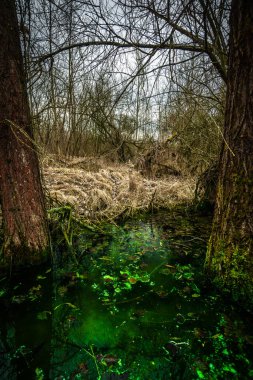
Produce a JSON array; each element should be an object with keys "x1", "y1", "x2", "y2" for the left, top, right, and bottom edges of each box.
[
  {"x1": 206, "y1": 0, "x2": 253, "y2": 304},
  {"x1": 0, "y1": 0, "x2": 49, "y2": 264}
]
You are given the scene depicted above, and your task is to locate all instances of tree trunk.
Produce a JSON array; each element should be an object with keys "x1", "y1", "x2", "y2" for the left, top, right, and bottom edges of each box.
[
  {"x1": 206, "y1": 0, "x2": 253, "y2": 305},
  {"x1": 0, "y1": 0, "x2": 49, "y2": 264}
]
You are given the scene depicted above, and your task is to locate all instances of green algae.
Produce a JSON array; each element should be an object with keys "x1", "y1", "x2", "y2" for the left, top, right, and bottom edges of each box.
[{"x1": 0, "y1": 211, "x2": 253, "y2": 379}]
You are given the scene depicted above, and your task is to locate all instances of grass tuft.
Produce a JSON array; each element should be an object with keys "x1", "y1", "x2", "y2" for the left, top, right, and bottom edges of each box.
[{"x1": 43, "y1": 155, "x2": 195, "y2": 222}]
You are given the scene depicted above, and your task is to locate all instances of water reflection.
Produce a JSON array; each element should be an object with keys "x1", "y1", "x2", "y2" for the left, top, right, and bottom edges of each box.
[{"x1": 0, "y1": 212, "x2": 253, "y2": 379}]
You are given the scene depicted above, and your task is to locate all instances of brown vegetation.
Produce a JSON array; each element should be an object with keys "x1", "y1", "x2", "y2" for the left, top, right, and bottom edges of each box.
[{"x1": 43, "y1": 155, "x2": 195, "y2": 222}]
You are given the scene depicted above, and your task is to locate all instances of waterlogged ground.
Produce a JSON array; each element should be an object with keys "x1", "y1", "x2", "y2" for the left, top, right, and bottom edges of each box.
[{"x1": 0, "y1": 211, "x2": 253, "y2": 379}]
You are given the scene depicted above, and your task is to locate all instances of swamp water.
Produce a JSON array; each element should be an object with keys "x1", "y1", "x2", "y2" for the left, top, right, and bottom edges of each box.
[{"x1": 0, "y1": 211, "x2": 253, "y2": 379}]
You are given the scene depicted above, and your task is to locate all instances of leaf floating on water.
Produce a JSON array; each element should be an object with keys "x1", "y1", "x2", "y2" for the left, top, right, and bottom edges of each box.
[
  {"x1": 169, "y1": 337, "x2": 182, "y2": 341},
  {"x1": 196, "y1": 369, "x2": 205, "y2": 379},
  {"x1": 103, "y1": 275, "x2": 114, "y2": 282},
  {"x1": 35, "y1": 367, "x2": 44, "y2": 380},
  {"x1": 37, "y1": 275, "x2": 47, "y2": 280},
  {"x1": 139, "y1": 274, "x2": 150, "y2": 283},
  {"x1": 76, "y1": 272, "x2": 88, "y2": 280},
  {"x1": 212, "y1": 334, "x2": 223, "y2": 340},
  {"x1": 190, "y1": 283, "x2": 200, "y2": 293},
  {"x1": 65, "y1": 302, "x2": 78, "y2": 309},
  {"x1": 222, "y1": 365, "x2": 237, "y2": 374}
]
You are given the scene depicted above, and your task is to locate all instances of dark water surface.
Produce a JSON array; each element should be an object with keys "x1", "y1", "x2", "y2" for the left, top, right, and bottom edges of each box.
[{"x1": 0, "y1": 211, "x2": 253, "y2": 379}]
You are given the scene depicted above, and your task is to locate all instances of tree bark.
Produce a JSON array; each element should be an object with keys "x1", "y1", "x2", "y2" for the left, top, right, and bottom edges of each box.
[
  {"x1": 0, "y1": 0, "x2": 49, "y2": 264},
  {"x1": 206, "y1": 0, "x2": 253, "y2": 305}
]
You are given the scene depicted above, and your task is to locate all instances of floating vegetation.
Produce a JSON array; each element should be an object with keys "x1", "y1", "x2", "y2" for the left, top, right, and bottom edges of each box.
[{"x1": 0, "y1": 211, "x2": 253, "y2": 379}]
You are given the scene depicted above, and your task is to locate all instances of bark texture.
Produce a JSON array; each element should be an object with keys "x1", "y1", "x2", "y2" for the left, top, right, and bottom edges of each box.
[
  {"x1": 206, "y1": 0, "x2": 253, "y2": 303},
  {"x1": 0, "y1": 0, "x2": 49, "y2": 263}
]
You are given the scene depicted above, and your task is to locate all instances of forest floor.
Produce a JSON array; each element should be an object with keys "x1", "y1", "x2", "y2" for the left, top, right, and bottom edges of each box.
[{"x1": 43, "y1": 155, "x2": 195, "y2": 222}]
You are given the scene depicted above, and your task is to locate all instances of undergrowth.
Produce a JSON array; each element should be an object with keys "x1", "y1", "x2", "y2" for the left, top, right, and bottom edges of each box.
[{"x1": 43, "y1": 156, "x2": 195, "y2": 223}]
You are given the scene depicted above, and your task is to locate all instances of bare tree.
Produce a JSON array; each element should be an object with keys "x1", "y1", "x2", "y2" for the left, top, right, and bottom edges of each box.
[{"x1": 17, "y1": 0, "x2": 228, "y2": 162}]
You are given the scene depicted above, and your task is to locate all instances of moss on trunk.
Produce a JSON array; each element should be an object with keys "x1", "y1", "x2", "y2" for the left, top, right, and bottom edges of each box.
[{"x1": 205, "y1": 0, "x2": 253, "y2": 309}]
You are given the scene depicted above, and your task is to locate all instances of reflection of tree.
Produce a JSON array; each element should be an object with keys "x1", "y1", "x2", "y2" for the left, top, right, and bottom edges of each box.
[
  {"x1": 50, "y1": 301, "x2": 99, "y2": 379},
  {"x1": 0, "y1": 324, "x2": 17, "y2": 380},
  {"x1": 0, "y1": 266, "x2": 52, "y2": 378}
]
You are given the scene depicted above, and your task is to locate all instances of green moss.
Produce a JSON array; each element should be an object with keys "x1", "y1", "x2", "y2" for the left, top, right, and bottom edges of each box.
[{"x1": 206, "y1": 238, "x2": 253, "y2": 309}]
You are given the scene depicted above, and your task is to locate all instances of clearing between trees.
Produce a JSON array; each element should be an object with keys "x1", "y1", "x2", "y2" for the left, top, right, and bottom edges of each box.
[{"x1": 43, "y1": 155, "x2": 195, "y2": 222}]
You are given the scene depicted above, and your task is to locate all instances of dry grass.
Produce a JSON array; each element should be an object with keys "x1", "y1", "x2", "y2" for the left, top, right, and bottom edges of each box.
[{"x1": 43, "y1": 155, "x2": 195, "y2": 222}]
